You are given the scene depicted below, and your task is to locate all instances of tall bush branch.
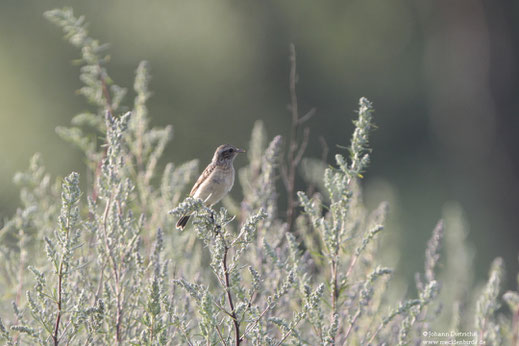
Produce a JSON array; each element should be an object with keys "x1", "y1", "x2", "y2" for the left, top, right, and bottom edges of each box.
[
  {"x1": 220, "y1": 236, "x2": 241, "y2": 346},
  {"x1": 282, "y1": 43, "x2": 313, "y2": 233}
]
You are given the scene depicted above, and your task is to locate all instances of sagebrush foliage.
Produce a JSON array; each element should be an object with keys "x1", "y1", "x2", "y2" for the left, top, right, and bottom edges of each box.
[{"x1": 0, "y1": 7, "x2": 517, "y2": 346}]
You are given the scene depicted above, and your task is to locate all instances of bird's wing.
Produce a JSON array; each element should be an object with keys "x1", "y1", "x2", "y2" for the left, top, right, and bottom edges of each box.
[{"x1": 189, "y1": 163, "x2": 216, "y2": 196}]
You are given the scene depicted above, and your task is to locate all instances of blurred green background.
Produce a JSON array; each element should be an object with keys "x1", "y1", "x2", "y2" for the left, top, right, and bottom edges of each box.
[{"x1": 1, "y1": 1, "x2": 518, "y2": 286}]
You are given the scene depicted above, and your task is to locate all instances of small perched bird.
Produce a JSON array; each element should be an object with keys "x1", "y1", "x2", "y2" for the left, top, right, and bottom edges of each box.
[{"x1": 176, "y1": 144, "x2": 245, "y2": 230}]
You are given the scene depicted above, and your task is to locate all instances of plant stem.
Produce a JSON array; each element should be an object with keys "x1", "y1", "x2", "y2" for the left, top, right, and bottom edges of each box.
[
  {"x1": 283, "y1": 43, "x2": 311, "y2": 234},
  {"x1": 512, "y1": 307, "x2": 519, "y2": 346},
  {"x1": 53, "y1": 215, "x2": 71, "y2": 346},
  {"x1": 53, "y1": 259, "x2": 63, "y2": 346},
  {"x1": 91, "y1": 65, "x2": 112, "y2": 203},
  {"x1": 331, "y1": 259, "x2": 338, "y2": 315},
  {"x1": 285, "y1": 43, "x2": 298, "y2": 233},
  {"x1": 220, "y1": 233, "x2": 240, "y2": 346},
  {"x1": 101, "y1": 196, "x2": 123, "y2": 344},
  {"x1": 241, "y1": 300, "x2": 273, "y2": 341},
  {"x1": 343, "y1": 308, "x2": 361, "y2": 341}
]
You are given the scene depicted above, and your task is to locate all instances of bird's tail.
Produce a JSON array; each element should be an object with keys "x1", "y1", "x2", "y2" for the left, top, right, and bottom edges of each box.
[{"x1": 176, "y1": 215, "x2": 191, "y2": 230}]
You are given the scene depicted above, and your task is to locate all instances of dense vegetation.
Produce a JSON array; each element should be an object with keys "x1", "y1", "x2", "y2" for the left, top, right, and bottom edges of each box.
[{"x1": 0, "y1": 8, "x2": 517, "y2": 346}]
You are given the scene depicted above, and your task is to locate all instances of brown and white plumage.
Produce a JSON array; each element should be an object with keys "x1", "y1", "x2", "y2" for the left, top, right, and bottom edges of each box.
[{"x1": 176, "y1": 144, "x2": 245, "y2": 230}]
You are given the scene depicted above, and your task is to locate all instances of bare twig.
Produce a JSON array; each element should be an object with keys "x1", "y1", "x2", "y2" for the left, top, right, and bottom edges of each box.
[
  {"x1": 331, "y1": 259, "x2": 339, "y2": 323},
  {"x1": 212, "y1": 300, "x2": 234, "y2": 319},
  {"x1": 298, "y1": 108, "x2": 316, "y2": 125},
  {"x1": 100, "y1": 195, "x2": 124, "y2": 344},
  {"x1": 241, "y1": 300, "x2": 273, "y2": 340},
  {"x1": 512, "y1": 307, "x2": 519, "y2": 346},
  {"x1": 14, "y1": 230, "x2": 27, "y2": 344},
  {"x1": 15, "y1": 232, "x2": 26, "y2": 309},
  {"x1": 91, "y1": 66, "x2": 113, "y2": 203},
  {"x1": 345, "y1": 253, "x2": 359, "y2": 279},
  {"x1": 52, "y1": 259, "x2": 63, "y2": 346},
  {"x1": 319, "y1": 136, "x2": 329, "y2": 163},
  {"x1": 214, "y1": 322, "x2": 228, "y2": 346},
  {"x1": 283, "y1": 43, "x2": 312, "y2": 233},
  {"x1": 343, "y1": 308, "x2": 361, "y2": 341},
  {"x1": 306, "y1": 136, "x2": 329, "y2": 196},
  {"x1": 99, "y1": 65, "x2": 114, "y2": 116},
  {"x1": 294, "y1": 127, "x2": 310, "y2": 167},
  {"x1": 274, "y1": 317, "x2": 303, "y2": 346},
  {"x1": 218, "y1": 232, "x2": 241, "y2": 346},
  {"x1": 94, "y1": 262, "x2": 106, "y2": 302},
  {"x1": 53, "y1": 211, "x2": 72, "y2": 345}
]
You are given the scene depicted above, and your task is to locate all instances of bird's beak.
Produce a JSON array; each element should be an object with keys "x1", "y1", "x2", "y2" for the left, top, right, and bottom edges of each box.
[{"x1": 236, "y1": 148, "x2": 246, "y2": 153}]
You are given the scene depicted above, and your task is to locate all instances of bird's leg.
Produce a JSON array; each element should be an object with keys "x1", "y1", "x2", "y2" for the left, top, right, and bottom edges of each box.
[
  {"x1": 214, "y1": 222, "x2": 221, "y2": 235},
  {"x1": 211, "y1": 211, "x2": 222, "y2": 235}
]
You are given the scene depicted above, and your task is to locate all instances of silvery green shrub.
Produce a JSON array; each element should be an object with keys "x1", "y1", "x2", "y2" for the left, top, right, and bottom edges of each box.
[{"x1": 0, "y1": 8, "x2": 517, "y2": 346}]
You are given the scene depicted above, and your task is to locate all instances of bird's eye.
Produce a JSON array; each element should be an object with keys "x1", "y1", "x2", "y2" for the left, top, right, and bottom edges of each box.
[{"x1": 228, "y1": 148, "x2": 234, "y2": 153}]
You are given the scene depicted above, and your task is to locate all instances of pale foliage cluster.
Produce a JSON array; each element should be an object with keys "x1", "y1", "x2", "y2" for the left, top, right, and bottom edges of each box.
[{"x1": 0, "y1": 8, "x2": 517, "y2": 346}]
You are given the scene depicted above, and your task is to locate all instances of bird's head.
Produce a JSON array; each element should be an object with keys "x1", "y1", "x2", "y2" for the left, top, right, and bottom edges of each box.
[{"x1": 213, "y1": 144, "x2": 246, "y2": 165}]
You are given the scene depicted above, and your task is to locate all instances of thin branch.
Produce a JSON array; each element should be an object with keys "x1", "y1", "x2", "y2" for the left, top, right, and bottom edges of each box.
[
  {"x1": 288, "y1": 43, "x2": 299, "y2": 130},
  {"x1": 241, "y1": 300, "x2": 274, "y2": 340},
  {"x1": 214, "y1": 322, "x2": 228, "y2": 346},
  {"x1": 293, "y1": 127, "x2": 310, "y2": 166},
  {"x1": 298, "y1": 107, "x2": 316, "y2": 125},
  {"x1": 15, "y1": 234, "x2": 26, "y2": 309},
  {"x1": 306, "y1": 136, "x2": 329, "y2": 196},
  {"x1": 91, "y1": 66, "x2": 113, "y2": 203},
  {"x1": 94, "y1": 262, "x2": 107, "y2": 302},
  {"x1": 99, "y1": 65, "x2": 114, "y2": 116},
  {"x1": 282, "y1": 43, "x2": 316, "y2": 235},
  {"x1": 331, "y1": 259, "x2": 339, "y2": 322},
  {"x1": 319, "y1": 136, "x2": 329, "y2": 163},
  {"x1": 100, "y1": 195, "x2": 124, "y2": 344},
  {"x1": 512, "y1": 307, "x2": 519, "y2": 346},
  {"x1": 345, "y1": 253, "x2": 360, "y2": 279},
  {"x1": 280, "y1": 164, "x2": 290, "y2": 191},
  {"x1": 13, "y1": 231, "x2": 27, "y2": 345},
  {"x1": 218, "y1": 232, "x2": 241, "y2": 346},
  {"x1": 274, "y1": 317, "x2": 303, "y2": 346},
  {"x1": 343, "y1": 308, "x2": 361, "y2": 341},
  {"x1": 53, "y1": 209, "x2": 73, "y2": 346},
  {"x1": 212, "y1": 301, "x2": 234, "y2": 319},
  {"x1": 285, "y1": 43, "x2": 305, "y2": 233},
  {"x1": 367, "y1": 325, "x2": 383, "y2": 345},
  {"x1": 52, "y1": 259, "x2": 63, "y2": 346}
]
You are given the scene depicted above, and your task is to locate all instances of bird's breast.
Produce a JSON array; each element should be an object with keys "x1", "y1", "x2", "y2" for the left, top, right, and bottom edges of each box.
[{"x1": 193, "y1": 166, "x2": 234, "y2": 206}]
